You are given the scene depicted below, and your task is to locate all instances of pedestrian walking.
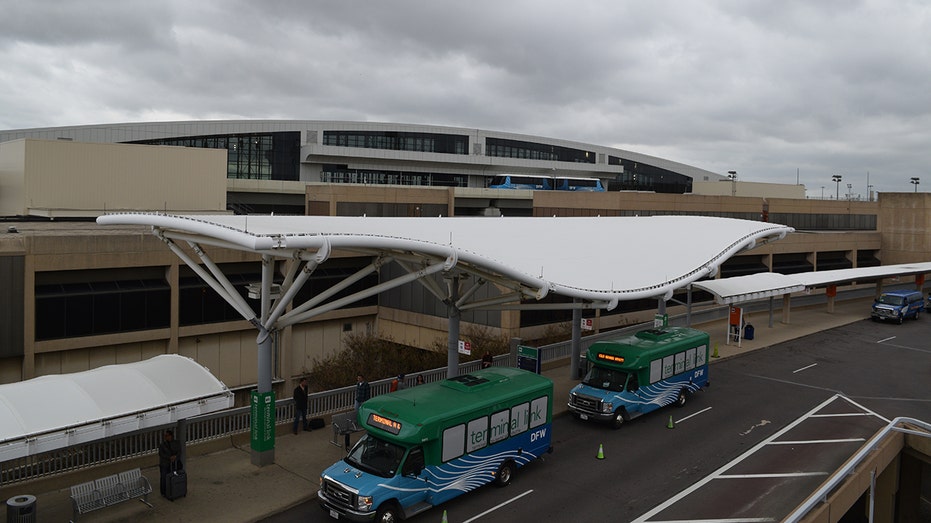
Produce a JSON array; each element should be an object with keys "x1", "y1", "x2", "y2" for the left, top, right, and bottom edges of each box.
[
  {"x1": 355, "y1": 374, "x2": 370, "y2": 411},
  {"x1": 293, "y1": 377, "x2": 309, "y2": 434}
]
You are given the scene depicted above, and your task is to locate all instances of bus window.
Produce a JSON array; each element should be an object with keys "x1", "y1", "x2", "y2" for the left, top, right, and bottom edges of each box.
[
  {"x1": 511, "y1": 402, "x2": 529, "y2": 435},
  {"x1": 674, "y1": 352, "x2": 685, "y2": 374},
  {"x1": 467, "y1": 417, "x2": 488, "y2": 452},
  {"x1": 583, "y1": 366, "x2": 628, "y2": 392},
  {"x1": 662, "y1": 355, "x2": 674, "y2": 379},
  {"x1": 489, "y1": 410, "x2": 509, "y2": 444},
  {"x1": 685, "y1": 348, "x2": 696, "y2": 370},
  {"x1": 442, "y1": 424, "x2": 465, "y2": 462},
  {"x1": 650, "y1": 359, "x2": 662, "y2": 383},
  {"x1": 627, "y1": 374, "x2": 639, "y2": 392},
  {"x1": 346, "y1": 434, "x2": 406, "y2": 478},
  {"x1": 696, "y1": 345, "x2": 707, "y2": 367},
  {"x1": 401, "y1": 447, "x2": 424, "y2": 477},
  {"x1": 530, "y1": 396, "x2": 548, "y2": 429}
]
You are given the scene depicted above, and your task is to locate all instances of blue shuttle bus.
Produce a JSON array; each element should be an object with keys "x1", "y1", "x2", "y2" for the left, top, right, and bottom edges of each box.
[
  {"x1": 319, "y1": 367, "x2": 553, "y2": 522},
  {"x1": 568, "y1": 327, "x2": 710, "y2": 429}
]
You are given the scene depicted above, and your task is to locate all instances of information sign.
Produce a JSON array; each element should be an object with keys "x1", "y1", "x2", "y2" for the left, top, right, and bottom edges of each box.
[
  {"x1": 250, "y1": 391, "x2": 276, "y2": 452},
  {"x1": 517, "y1": 345, "x2": 541, "y2": 374}
]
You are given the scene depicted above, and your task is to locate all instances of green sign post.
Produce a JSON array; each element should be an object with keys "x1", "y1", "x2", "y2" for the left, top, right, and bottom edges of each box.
[
  {"x1": 250, "y1": 391, "x2": 276, "y2": 452},
  {"x1": 517, "y1": 345, "x2": 541, "y2": 374},
  {"x1": 653, "y1": 313, "x2": 668, "y2": 329}
]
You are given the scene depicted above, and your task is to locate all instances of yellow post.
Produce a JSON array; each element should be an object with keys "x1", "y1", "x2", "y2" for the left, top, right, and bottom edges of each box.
[{"x1": 712, "y1": 343, "x2": 719, "y2": 358}]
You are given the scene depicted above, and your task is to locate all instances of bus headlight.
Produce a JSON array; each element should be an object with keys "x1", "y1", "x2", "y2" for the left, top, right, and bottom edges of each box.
[
  {"x1": 602, "y1": 402, "x2": 613, "y2": 413},
  {"x1": 357, "y1": 495, "x2": 373, "y2": 512}
]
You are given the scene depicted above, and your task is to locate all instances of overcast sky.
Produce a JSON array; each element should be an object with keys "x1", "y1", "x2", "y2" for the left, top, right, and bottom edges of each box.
[{"x1": 1, "y1": 1, "x2": 929, "y2": 196}]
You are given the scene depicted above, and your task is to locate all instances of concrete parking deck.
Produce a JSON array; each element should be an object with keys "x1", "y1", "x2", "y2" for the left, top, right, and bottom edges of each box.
[{"x1": 2, "y1": 297, "x2": 875, "y2": 522}]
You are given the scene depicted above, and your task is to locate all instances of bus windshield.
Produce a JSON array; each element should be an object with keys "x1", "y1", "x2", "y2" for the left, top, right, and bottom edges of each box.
[
  {"x1": 344, "y1": 433, "x2": 407, "y2": 478},
  {"x1": 582, "y1": 366, "x2": 630, "y2": 392}
]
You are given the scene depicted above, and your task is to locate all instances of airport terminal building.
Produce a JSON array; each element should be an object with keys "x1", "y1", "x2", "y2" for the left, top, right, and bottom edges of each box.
[{"x1": 0, "y1": 120, "x2": 928, "y2": 403}]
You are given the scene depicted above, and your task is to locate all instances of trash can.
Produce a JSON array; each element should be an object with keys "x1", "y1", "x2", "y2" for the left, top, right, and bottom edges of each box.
[
  {"x1": 743, "y1": 324, "x2": 755, "y2": 341},
  {"x1": 5, "y1": 495, "x2": 36, "y2": 523}
]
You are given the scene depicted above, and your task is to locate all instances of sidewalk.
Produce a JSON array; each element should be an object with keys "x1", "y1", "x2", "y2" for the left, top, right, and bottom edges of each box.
[{"x1": 8, "y1": 297, "x2": 873, "y2": 522}]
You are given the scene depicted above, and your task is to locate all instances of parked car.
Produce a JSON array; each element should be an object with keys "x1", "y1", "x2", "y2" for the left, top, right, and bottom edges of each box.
[{"x1": 871, "y1": 290, "x2": 924, "y2": 324}]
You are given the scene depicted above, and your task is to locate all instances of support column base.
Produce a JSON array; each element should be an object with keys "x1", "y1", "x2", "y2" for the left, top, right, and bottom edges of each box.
[{"x1": 251, "y1": 448, "x2": 275, "y2": 467}]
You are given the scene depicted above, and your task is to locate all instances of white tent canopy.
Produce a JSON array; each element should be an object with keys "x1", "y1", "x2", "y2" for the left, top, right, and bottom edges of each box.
[
  {"x1": 693, "y1": 262, "x2": 931, "y2": 305},
  {"x1": 0, "y1": 355, "x2": 233, "y2": 461},
  {"x1": 96, "y1": 213, "x2": 794, "y2": 309}
]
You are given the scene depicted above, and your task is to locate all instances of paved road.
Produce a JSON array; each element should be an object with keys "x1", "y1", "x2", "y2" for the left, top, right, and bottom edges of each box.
[{"x1": 267, "y1": 318, "x2": 931, "y2": 522}]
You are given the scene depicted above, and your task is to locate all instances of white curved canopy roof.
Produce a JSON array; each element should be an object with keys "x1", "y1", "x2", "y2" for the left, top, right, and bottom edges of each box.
[
  {"x1": 96, "y1": 213, "x2": 793, "y2": 307},
  {"x1": 0, "y1": 355, "x2": 233, "y2": 461},
  {"x1": 694, "y1": 262, "x2": 931, "y2": 304}
]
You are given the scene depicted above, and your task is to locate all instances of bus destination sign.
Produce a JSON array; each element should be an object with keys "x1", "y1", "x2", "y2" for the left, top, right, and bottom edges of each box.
[
  {"x1": 367, "y1": 413, "x2": 402, "y2": 435},
  {"x1": 596, "y1": 353, "x2": 624, "y2": 363}
]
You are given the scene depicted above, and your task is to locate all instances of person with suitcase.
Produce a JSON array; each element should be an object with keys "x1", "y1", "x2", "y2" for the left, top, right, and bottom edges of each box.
[
  {"x1": 158, "y1": 429, "x2": 184, "y2": 499},
  {"x1": 293, "y1": 377, "x2": 309, "y2": 434}
]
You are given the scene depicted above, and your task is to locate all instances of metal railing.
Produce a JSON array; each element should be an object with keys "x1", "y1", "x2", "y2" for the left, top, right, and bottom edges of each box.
[{"x1": 784, "y1": 417, "x2": 931, "y2": 522}]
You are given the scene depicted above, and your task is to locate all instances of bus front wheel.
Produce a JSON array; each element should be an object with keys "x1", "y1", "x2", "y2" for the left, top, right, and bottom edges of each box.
[
  {"x1": 494, "y1": 460, "x2": 515, "y2": 487},
  {"x1": 375, "y1": 502, "x2": 400, "y2": 523},
  {"x1": 611, "y1": 410, "x2": 625, "y2": 430}
]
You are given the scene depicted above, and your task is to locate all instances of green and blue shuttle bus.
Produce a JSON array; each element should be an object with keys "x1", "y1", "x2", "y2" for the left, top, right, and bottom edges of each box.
[
  {"x1": 319, "y1": 367, "x2": 553, "y2": 522},
  {"x1": 568, "y1": 326, "x2": 710, "y2": 429}
]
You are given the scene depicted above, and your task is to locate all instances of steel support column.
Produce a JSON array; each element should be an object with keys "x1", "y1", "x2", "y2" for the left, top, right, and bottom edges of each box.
[{"x1": 570, "y1": 302, "x2": 582, "y2": 379}]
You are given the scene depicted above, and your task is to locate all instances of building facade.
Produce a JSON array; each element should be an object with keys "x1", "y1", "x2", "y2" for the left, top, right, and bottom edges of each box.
[{"x1": 2, "y1": 121, "x2": 928, "y2": 407}]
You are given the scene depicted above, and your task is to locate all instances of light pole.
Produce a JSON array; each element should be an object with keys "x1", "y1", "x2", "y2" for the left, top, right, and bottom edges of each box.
[
  {"x1": 727, "y1": 170, "x2": 737, "y2": 197},
  {"x1": 867, "y1": 184, "x2": 873, "y2": 202},
  {"x1": 821, "y1": 186, "x2": 825, "y2": 199},
  {"x1": 846, "y1": 183, "x2": 852, "y2": 200},
  {"x1": 832, "y1": 174, "x2": 842, "y2": 199},
  {"x1": 911, "y1": 177, "x2": 920, "y2": 192}
]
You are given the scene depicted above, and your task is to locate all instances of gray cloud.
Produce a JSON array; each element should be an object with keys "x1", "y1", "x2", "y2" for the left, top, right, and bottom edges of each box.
[{"x1": 1, "y1": 0, "x2": 929, "y2": 194}]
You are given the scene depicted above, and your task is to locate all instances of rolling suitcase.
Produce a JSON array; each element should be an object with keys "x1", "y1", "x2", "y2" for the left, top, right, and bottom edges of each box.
[
  {"x1": 166, "y1": 462, "x2": 187, "y2": 500},
  {"x1": 308, "y1": 417, "x2": 325, "y2": 430}
]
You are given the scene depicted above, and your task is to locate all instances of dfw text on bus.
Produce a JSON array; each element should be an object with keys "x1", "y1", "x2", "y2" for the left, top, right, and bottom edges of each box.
[
  {"x1": 568, "y1": 326, "x2": 710, "y2": 429},
  {"x1": 319, "y1": 367, "x2": 553, "y2": 522}
]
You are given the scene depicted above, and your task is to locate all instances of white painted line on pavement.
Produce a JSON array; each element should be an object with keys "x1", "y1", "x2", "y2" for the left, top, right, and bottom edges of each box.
[
  {"x1": 876, "y1": 336, "x2": 896, "y2": 343},
  {"x1": 810, "y1": 413, "x2": 871, "y2": 418},
  {"x1": 463, "y1": 489, "x2": 533, "y2": 523},
  {"x1": 676, "y1": 406, "x2": 712, "y2": 424},
  {"x1": 717, "y1": 472, "x2": 829, "y2": 479},
  {"x1": 631, "y1": 394, "x2": 843, "y2": 523},
  {"x1": 769, "y1": 438, "x2": 865, "y2": 445},
  {"x1": 792, "y1": 363, "x2": 818, "y2": 373}
]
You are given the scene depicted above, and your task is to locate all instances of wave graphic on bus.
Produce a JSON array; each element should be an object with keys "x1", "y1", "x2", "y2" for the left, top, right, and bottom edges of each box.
[{"x1": 420, "y1": 448, "x2": 541, "y2": 494}]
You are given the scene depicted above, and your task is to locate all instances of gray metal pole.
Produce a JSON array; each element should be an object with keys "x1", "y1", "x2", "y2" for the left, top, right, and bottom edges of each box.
[
  {"x1": 252, "y1": 326, "x2": 275, "y2": 467},
  {"x1": 257, "y1": 327, "x2": 272, "y2": 394},
  {"x1": 768, "y1": 296, "x2": 775, "y2": 328},
  {"x1": 570, "y1": 302, "x2": 582, "y2": 379},
  {"x1": 447, "y1": 277, "x2": 460, "y2": 379}
]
